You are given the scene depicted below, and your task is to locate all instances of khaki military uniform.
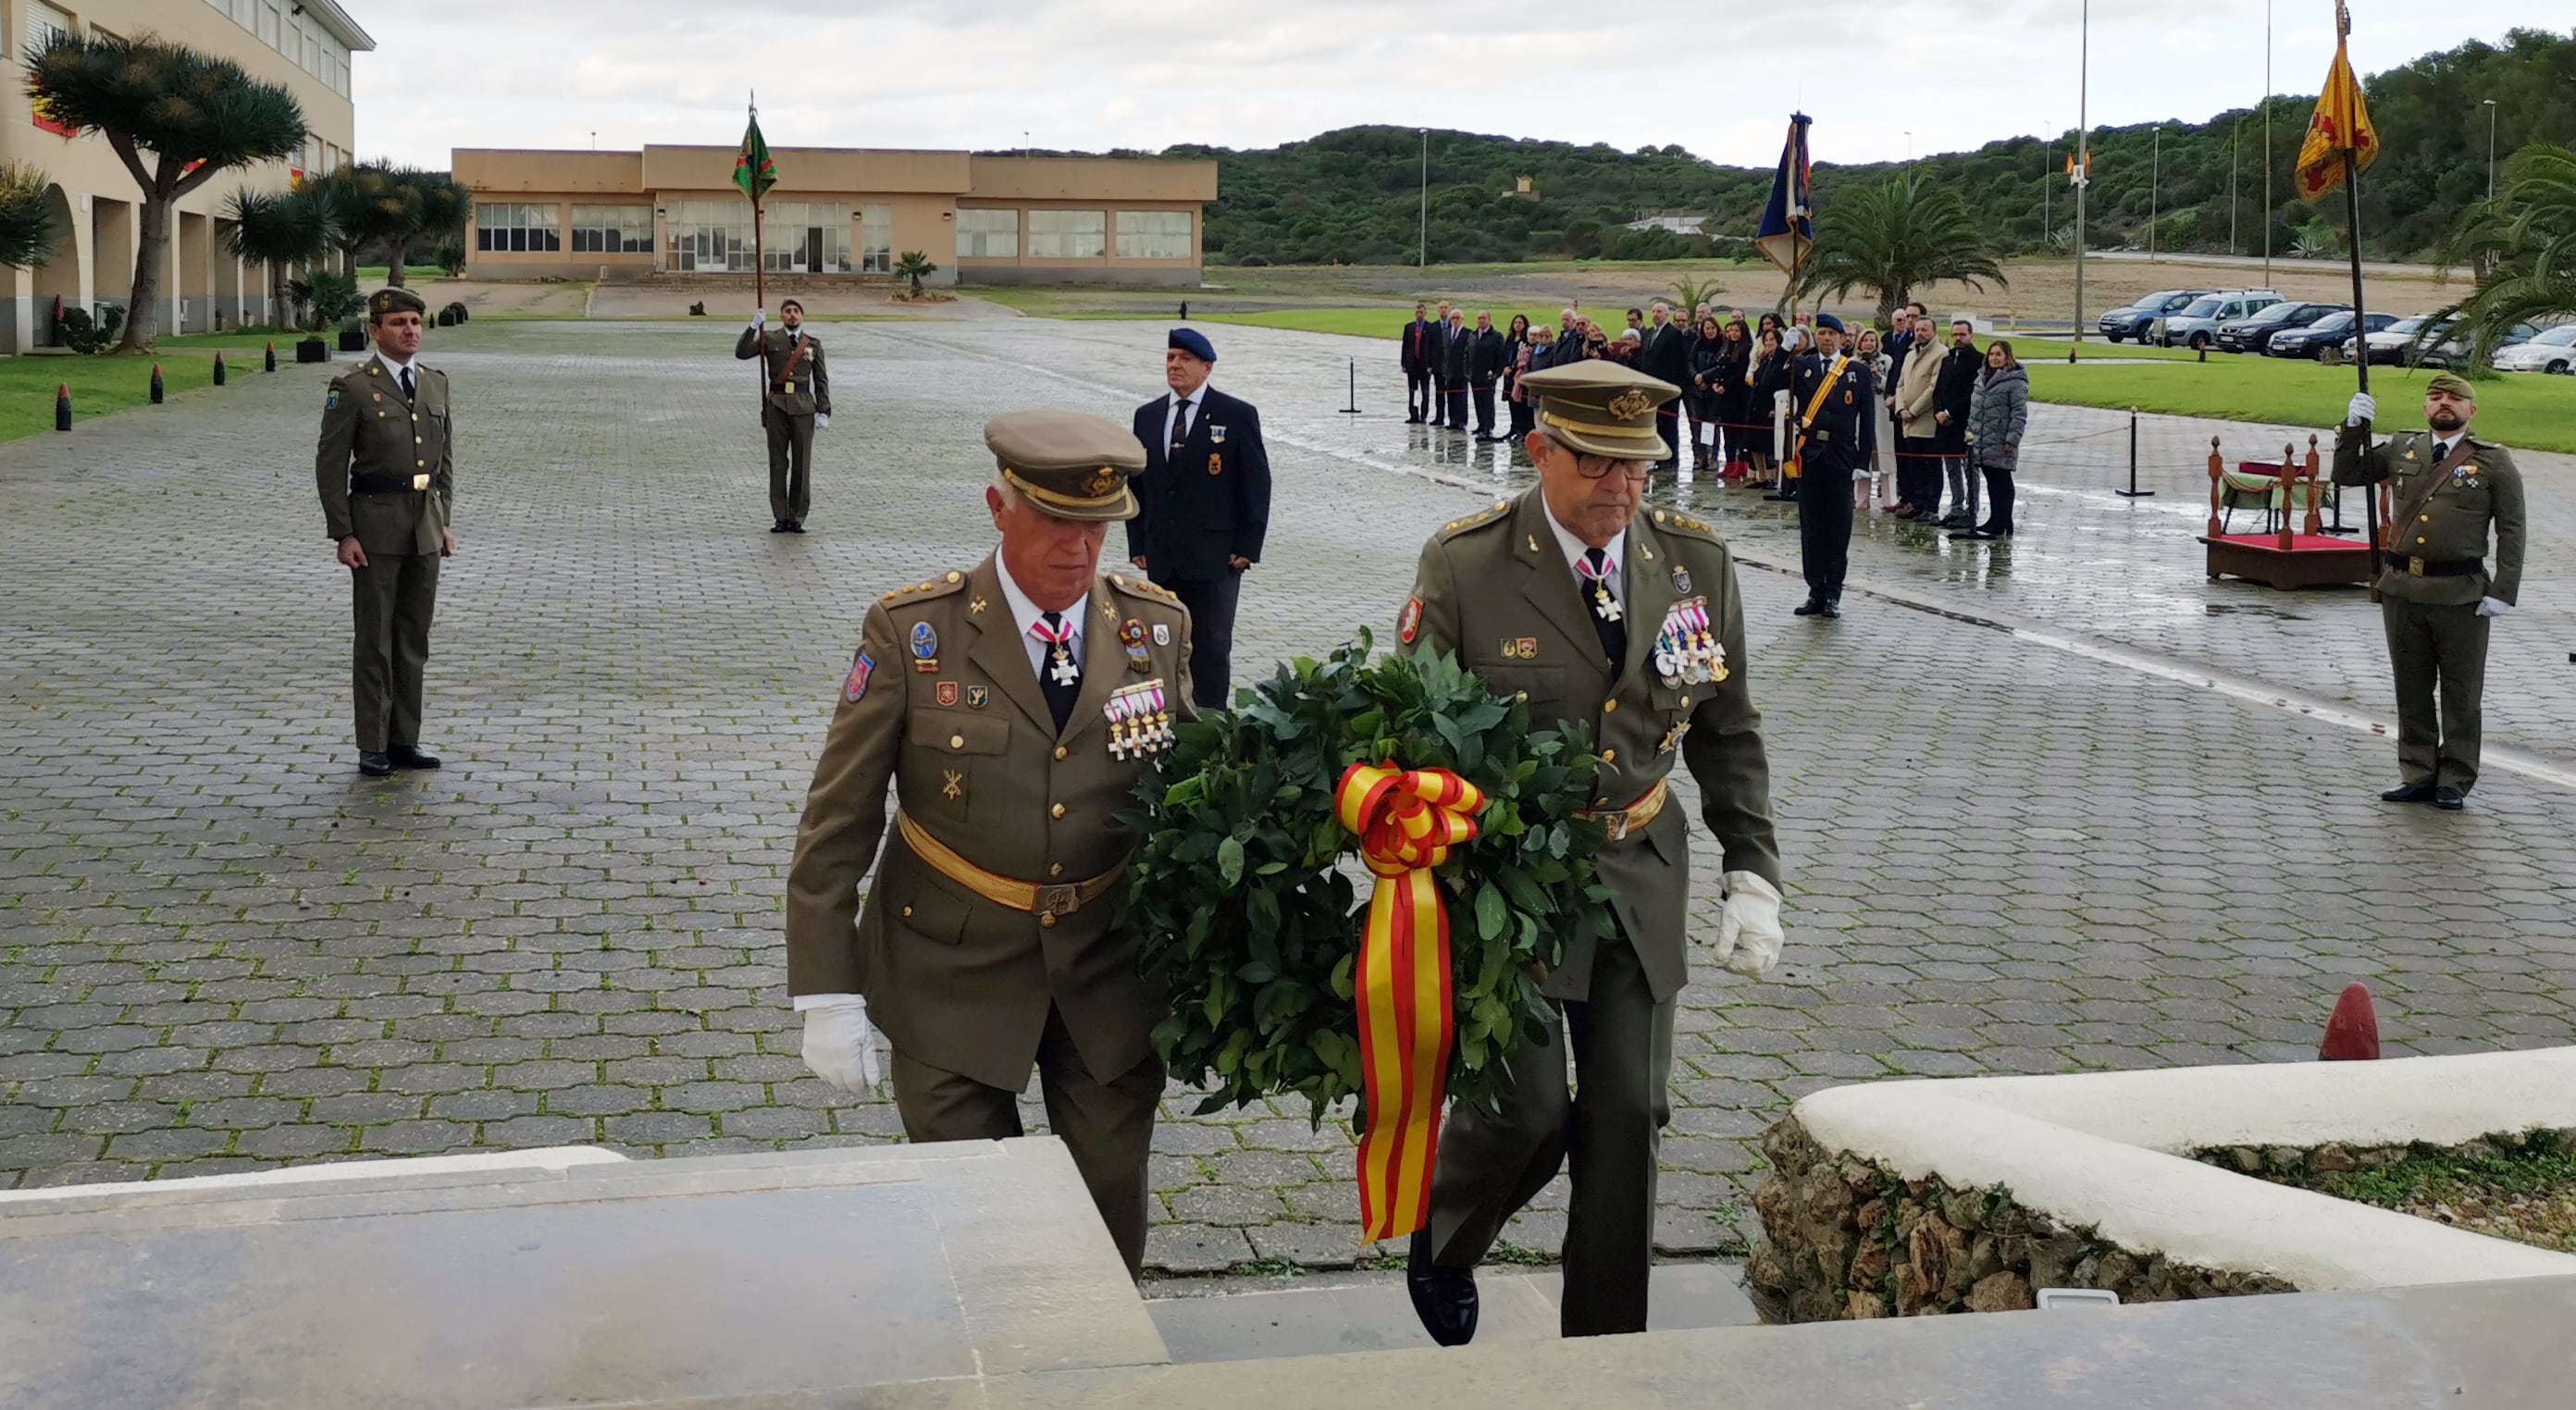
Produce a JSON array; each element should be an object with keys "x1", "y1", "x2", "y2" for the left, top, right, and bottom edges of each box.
[
  {"x1": 734, "y1": 325, "x2": 831, "y2": 524},
  {"x1": 1404, "y1": 489, "x2": 1780, "y2": 1337},
  {"x1": 315, "y1": 355, "x2": 453, "y2": 753},
  {"x1": 786, "y1": 558, "x2": 1193, "y2": 1276},
  {"x1": 2333, "y1": 424, "x2": 2527, "y2": 792}
]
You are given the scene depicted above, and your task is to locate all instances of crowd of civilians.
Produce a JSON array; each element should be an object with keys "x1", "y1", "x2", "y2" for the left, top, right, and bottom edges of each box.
[{"x1": 1401, "y1": 296, "x2": 2030, "y2": 540}]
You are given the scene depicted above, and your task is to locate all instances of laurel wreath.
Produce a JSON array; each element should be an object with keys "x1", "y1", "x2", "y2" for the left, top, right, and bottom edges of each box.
[{"x1": 1118, "y1": 631, "x2": 1616, "y2": 1123}]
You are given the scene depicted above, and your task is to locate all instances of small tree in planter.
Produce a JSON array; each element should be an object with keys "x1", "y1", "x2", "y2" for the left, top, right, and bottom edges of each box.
[
  {"x1": 223, "y1": 185, "x2": 339, "y2": 333},
  {"x1": 0, "y1": 162, "x2": 61, "y2": 272},
  {"x1": 893, "y1": 250, "x2": 938, "y2": 298}
]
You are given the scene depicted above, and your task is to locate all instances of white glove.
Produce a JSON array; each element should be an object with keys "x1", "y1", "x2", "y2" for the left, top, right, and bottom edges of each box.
[
  {"x1": 1713, "y1": 871, "x2": 1785, "y2": 979},
  {"x1": 799, "y1": 995, "x2": 882, "y2": 1094},
  {"x1": 751, "y1": 308, "x2": 767, "y2": 329},
  {"x1": 2477, "y1": 597, "x2": 2510, "y2": 618},
  {"x1": 814, "y1": 414, "x2": 830, "y2": 430},
  {"x1": 2347, "y1": 392, "x2": 2375, "y2": 426}
]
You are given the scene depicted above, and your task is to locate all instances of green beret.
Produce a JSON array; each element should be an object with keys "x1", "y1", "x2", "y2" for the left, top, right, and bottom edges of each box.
[
  {"x1": 367, "y1": 287, "x2": 427, "y2": 320},
  {"x1": 2424, "y1": 373, "x2": 2476, "y2": 402},
  {"x1": 985, "y1": 410, "x2": 1146, "y2": 523}
]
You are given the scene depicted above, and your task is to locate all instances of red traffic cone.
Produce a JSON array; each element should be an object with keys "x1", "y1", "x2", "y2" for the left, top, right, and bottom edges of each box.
[
  {"x1": 54, "y1": 381, "x2": 71, "y2": 431},
  {"x1": 2319, "y1": 983, "x2": 2381, "y2": 1061}
]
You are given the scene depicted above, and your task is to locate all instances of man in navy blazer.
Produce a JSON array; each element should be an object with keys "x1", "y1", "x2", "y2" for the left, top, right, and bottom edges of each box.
[{"x1": 1128, "y1": 328, "x2": 1272, "y2": 709}]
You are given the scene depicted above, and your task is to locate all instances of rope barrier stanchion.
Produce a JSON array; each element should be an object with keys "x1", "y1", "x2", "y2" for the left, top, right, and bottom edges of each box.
[
  {"x1": 2115, "y1": 405, "x2": 2154, "y2": 498},
  {"x1": 1339, "y1": 357, "x2": 1361, "y2": 415}
]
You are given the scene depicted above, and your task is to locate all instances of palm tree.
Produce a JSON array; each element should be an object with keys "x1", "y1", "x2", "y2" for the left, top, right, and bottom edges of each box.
[
  {"x1": 2426, "y1": 142, "x2": 2576, "y2": 371},
  {"x1": 0, "y1": 163, "x2": 61, "y2": 271},
  {"x1": 1668, "y1": 273, "x2": 1726, "y2": 317},
  {"x1": 223, "y1": 186, "x2": 339, "y2": 330},
  {"x1": 387, "y1": 173, "x2": 471, "y2": 287},
  {"x1": 893, "y1": 251, "x2": 938, "y2": 298},
  {"x1": 23, "y1": 32, "x2": 305, "y2": 352},
  {"x1": 1791, "y1": 172, "x2": 2009, "y2": 324}
]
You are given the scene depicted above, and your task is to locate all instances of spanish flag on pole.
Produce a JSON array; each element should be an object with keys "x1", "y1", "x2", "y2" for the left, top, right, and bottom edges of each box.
[{"x1": 2294, "y1": 2, "x2": 2379, "y2": 201}]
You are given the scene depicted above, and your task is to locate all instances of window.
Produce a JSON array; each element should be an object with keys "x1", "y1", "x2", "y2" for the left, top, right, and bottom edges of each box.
[
  {"x1": 761, "y1": 202, "x2": 851, "y2": 274},
  {"x1": 1026, "y1": 210, "x2": 1105, "y2": 260},
  {"x1": 476, "y1": 203, "x2": 561, "y2": 254},
  {"x1": 667, "y1": 198, "x2": 754, "y2": 272},
  {"x1": 955, "y1": 208, "x2": 1018, "y2": 259},
  {"x1": 571, "y1": 204, "x2": 653, "y2": 254},
  {"x1": 258, "y1": 3, "x2": 280, "y2": 47},
  {"x1": 1117, "y1": 211, "x2": 1194, "y2": 260},
  {"x1": 28, "y1": 2, "x2": 72, "y2": 52},
  {"x1": 860, "y1": 204, "x2": 891, "y2": 274}
]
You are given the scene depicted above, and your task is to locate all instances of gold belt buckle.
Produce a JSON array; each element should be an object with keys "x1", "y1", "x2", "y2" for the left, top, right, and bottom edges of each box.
[
  {"x1": 2409, "y1": 556, "x2": 2425, "y2": 577},
  {"x1": 411, "y1": 473, "x2": 430, "y2": 491},
  {"x1": 1594, "y1": 808, "x2": 1634, "y2": 842},
  {"x1": 1032, "y1": 884, "x2": 1082, "y2": 919}
]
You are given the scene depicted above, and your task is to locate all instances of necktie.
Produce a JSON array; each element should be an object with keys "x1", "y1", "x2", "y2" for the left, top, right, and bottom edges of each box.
[
  {"x1": 1170, "y1": 399, "x2": 1192, "y2": 455},
  {"x1": 2433, "y1": 441, "x2": 2451, "y2": 463},
  {"x1": 399, "y1": 366, "x2": 415, "y2": 402},
  {"x1": 1033, "y1": 612, "x2": 1080, "y2": 732},
  {"x1": 1578, "y1": 549, "x2": 1627, "y2": 669}
]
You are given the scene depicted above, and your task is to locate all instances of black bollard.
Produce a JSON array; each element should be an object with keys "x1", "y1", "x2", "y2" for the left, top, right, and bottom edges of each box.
[
  {"x1": 213, "y1": 352, "x2": 227, "y2": 386},
  {"x1": 1338, "y1": 357, "x2": 1361, "y2": 414},
  {"x1": 2115, "y1": 405, "x2": 2153, "y2": 497},
  {"x1": 150, "y1": 365, "x2": 164, "y2": 404},
  {"x1": 54, "y1": 381, "x2": 70, "y2": 431},
  {"x1": 264, "y1": 340, "x2": 277, "y2": 373}
]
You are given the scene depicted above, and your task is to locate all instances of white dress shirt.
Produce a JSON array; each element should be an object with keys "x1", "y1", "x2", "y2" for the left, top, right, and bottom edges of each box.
[
  {"x1": 1542, "y1": 500, "x2": 1625, "y2": 608},
  {"x1": 377, "y1": 351, "x2": 421, "y2": 395},
  {"x1": 994, "y1": 553, "x2": 1088, "y2": 675},
  {"x1": 1162, "y1": 388, "x2": 1204, "y2": 455}
]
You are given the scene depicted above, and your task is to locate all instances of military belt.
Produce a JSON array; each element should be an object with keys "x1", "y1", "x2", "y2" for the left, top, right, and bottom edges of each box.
[
  {"x1": 1576, "y1": 778, "x2": 1669, "y2": 843},
  {"x1": 349, "y1": 473, "x2": 431, "y2": 494},
  {"x1": 896, "y1": 811, "x2": 1124, "y2": 923},
  {"x1": 2380, "y1": 552, "x2": 2483, "y2": 579}
]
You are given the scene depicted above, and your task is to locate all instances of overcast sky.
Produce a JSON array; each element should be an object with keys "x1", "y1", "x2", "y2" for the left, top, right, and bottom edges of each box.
[{"x1": 351, "y1": 2, "x2": 2560, "y2": 171}]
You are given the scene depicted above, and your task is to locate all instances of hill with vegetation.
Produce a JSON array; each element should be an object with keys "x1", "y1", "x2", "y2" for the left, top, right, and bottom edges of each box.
[{"x1": 1149, "y1": 27, "x2": 2573, "y2": 267}]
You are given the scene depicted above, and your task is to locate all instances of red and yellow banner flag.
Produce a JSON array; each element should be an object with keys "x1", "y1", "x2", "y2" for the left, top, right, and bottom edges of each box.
[
  {"x1": 2296, "y1": 4, "x2": 2380, "y2": 201},
  {"x1": 1334, "y1": 761, "x2": 1486, "y2": 1243}
]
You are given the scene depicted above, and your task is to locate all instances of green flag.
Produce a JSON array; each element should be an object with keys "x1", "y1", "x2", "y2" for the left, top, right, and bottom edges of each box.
[{"x1": 733, "y1": 111, "x2": 775, "y2": 204}]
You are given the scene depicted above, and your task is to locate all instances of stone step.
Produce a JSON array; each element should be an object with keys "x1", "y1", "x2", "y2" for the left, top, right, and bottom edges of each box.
[{"x1": 1144, "y1": 1260, "x2": 1756, "y2": 1363}]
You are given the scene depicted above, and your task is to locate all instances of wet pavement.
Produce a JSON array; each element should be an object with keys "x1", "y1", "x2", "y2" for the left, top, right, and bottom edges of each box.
[{"x1": 3, "y1": 317, "x2": 2570, "y2": 1276}]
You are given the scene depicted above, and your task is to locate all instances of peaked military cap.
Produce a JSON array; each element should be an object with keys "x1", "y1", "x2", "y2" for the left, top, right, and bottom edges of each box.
[
  {"x1": 2424, "y1": 372, "x2": 2476, "y2": 402},
  {"x1": 1518, "y1": 361, "x2": 1680, "y2": 460},
  {"x1": 985, "y1": 410, "x2": 1146, "y2": 522},
  {"x1": 367, "y1": 286, "x2": 427, "y2": 319}
]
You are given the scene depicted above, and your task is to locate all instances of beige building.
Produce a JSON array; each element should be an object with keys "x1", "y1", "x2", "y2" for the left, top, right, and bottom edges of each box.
[
  {"x1": 2, "y1": 0, "x2": 368, "y2": 351},
  {"x1": 453, "y1": 145, "x2": 1218, "y2": 288}
]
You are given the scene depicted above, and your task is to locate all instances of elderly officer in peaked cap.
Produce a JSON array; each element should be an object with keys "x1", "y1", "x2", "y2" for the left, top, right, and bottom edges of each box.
[
  {"x1": 2334, "y1": 373, "x2": 2527, "y2": 811},
  {"x1": 1127, "y1": 328, "x2": 1270, "y2": 709},
  {"x1": 787, "y1": 411, "x2": 1195, "y2": 1279},
  {"x1": 1396, "y1": 360, "x2": 1785, "y2": 1343},
  {"x1": 315, "y1": 286, "x2": 455, "y2": 777}
]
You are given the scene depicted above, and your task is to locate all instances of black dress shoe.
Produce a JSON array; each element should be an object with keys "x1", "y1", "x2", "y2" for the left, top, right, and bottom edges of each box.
[
  {"x1": 1793, "y1": 599, "x2": 1824, "y2": 617},
  {"x1": 1406, "y1": 1229, "x2": 1479, "y2": 1347},
  {"x1": 770, "y1": 520, "x2": 791, "y2": 533},
  {"x1": 786, "y1": 521, "x2": 807, "y2": 534},
  {"x1": 2433, "y1": 786, "x2": 2467, "y2": 811},
  {"x1": 386, "y1": 744, "x2": 440, "y2": 771},
  {"x1": 357, "y1": 751, "x2": 392, "y2": 777},
  {"x1": 2379, "y1": 784, "x2": 2437, "y2": 804},
  {"x1": 1819, "y1": 599, "x2": 1842, "y2": 619}
]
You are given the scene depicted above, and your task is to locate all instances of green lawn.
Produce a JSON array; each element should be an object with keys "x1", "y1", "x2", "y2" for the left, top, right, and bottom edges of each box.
[
  {"x1": 1194, "y1": 305, "x2": 2576, "y2": 454},
  {"x1": 0, "y1": 350, "x2": 325, "y2": 445},
  {"x1": 353, "y1": 266, "x2": 453, "y2": 285}
]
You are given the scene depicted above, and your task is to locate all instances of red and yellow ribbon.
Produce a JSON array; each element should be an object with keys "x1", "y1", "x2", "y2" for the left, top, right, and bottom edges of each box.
[{"x1": 1334, "y1": 761, "x2": 1486, "y2": 1243}]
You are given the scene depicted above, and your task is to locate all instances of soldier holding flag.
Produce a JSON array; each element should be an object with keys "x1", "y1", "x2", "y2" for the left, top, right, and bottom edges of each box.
[{"x1": 725, "y1": 103, "x2": 832, "y2": 533}]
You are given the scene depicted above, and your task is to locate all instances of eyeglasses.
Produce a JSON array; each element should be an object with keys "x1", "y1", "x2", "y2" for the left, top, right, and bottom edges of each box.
[{"x1": 1575, "y1": 458, "x2": 1654, "y2": 484}]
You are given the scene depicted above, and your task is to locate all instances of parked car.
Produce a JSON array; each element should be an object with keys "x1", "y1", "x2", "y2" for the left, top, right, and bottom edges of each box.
[
  {"x1": 2214, "y1": 301, "x2": 2347, "y2": 354},
  {"x1": 2346, "y1": 315, "x2": 2450, "y2": 365},
  {"x1": 2421, "y1": 321, "x2": 2541, "y2": 370},
  {"x1": 2266, "y1": 310, "x2": 2396, "y2": 359},
  {"x1": 2494, "y1": 324, "x2": 2576, "y2": 375},
  {"x1": 2097, "y1": 290, "x2": 2211, "y2": 342},
  {"x1": 2151, "y1": 290, "x2": 2285, "y2": 350}
]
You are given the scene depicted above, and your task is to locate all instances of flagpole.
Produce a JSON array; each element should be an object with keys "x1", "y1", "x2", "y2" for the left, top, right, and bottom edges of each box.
[{"x1": 750, "y1": 93, "x2": 766, "y2": 314}]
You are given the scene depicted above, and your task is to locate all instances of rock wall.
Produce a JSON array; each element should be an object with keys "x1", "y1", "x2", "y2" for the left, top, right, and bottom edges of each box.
[{"x1": 1745, "y1": 1116, "x2": 2295, "y2": 1323}]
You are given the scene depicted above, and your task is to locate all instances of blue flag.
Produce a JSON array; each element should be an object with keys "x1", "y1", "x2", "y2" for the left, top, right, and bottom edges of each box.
[{"x1": 1755, "y1": 113, "x2": 1814, "y2": 278}]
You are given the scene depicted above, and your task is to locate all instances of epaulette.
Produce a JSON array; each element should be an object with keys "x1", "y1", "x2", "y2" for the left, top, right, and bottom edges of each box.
[
  {"x1": 877, "y1": 569, "x2": 970, "y2": 607},
  {"x1": 1107, "y1": 574, "x2": 1182, "y2": 608},
  {"x1": 1436, "y1": 499, "x2": 1514, "y2": 540},
  {"x1": 1651, "y1": 508, "x2": 1726, "y2": 543}
]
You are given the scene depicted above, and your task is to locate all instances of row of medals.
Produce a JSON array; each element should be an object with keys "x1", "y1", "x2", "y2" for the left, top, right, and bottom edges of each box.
[
  {"x1": 1653, "y1": 599, "x2": 1727, "y2": 688},
  {"x1": 1107, "y1": 679, "x2": 1172, "y2": 761}
]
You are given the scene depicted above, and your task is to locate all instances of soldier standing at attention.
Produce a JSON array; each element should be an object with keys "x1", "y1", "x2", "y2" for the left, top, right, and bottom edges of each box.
[
  {"x1": 315, "y1": 288, "x2": 453, "y2": 778},
  {"x1": 1397, "y1": 361, "x2": 1784, "y2": 1344},
  {"x1": 1127, "y1": 328, "x2": 1270, "y2": 709},
  {"x1": 786, "y1": 411, "x2": 1194, "y2": 1280},
  {"x1": 2334, "y1": 375, "x2": 2526, "y2": 811},
  {"x1": 735, "y1": 297, "x2": 831, "y2": 533},
  {"x1": 1788, "y1": 314, "x2": 1875, "y2": 620}
]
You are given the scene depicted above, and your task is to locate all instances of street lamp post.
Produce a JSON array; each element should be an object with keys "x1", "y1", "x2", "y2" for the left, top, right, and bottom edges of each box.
[
  {"x1": 1418, "y1": 130, "x2": 1428, "y2": 271},
  {"x1": 2483, "y1": 98, "x2": 2499, "y2": 200},
  {"x1": 2149, "y1": 127, "x2": 2161, "y2": 262},
  {"x1": 2072, "y1": 0, "x2": 2090, "y2": 353},
  {"x1": 2262, "y1": 0, "x2": 2273, "y2": 287},
  {"x1": 2042, "y1": 141, "x2": 2053, "y2": 248}
]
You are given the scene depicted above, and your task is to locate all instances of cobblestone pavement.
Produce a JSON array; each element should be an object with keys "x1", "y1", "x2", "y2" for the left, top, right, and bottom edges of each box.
[{"x1": 5, "y1": 319, "x2": 2571, "y2": 1279}]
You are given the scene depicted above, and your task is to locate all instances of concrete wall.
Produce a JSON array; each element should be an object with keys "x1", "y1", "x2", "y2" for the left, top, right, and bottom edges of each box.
[{"x1": 0, "y1": 0, "x2": 365, "y2": 349}]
